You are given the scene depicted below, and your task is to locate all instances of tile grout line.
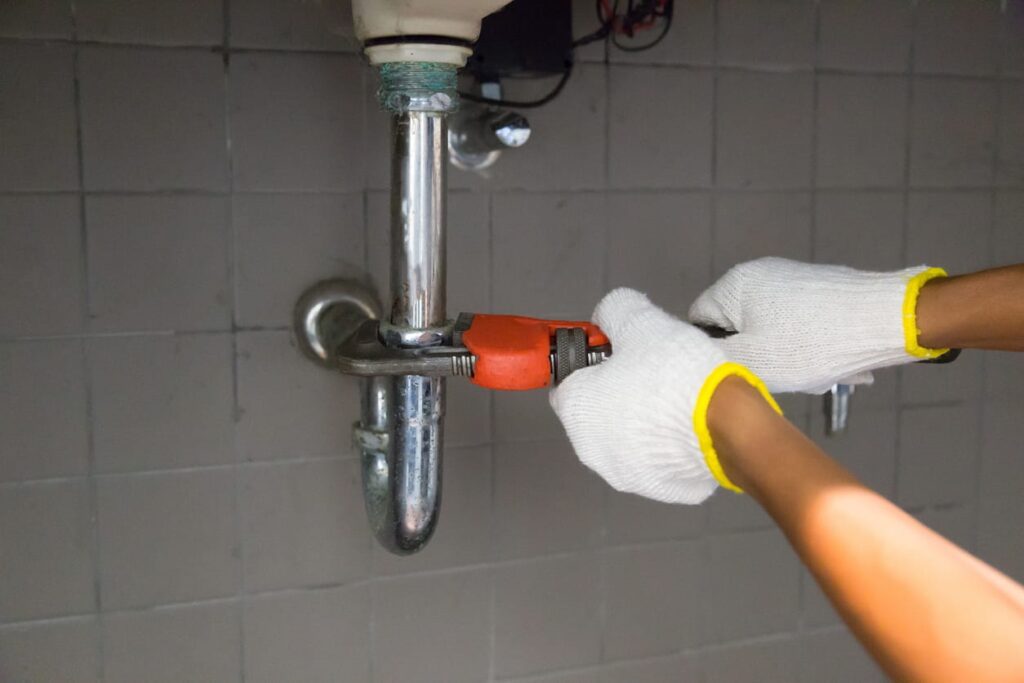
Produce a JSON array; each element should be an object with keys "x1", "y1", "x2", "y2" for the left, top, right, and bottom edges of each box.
[
  {"x1": 5, "y1": 34, "x2": 1024, "y2": 82},
  {"x1": 486, "y1": 192, "x2": 498, "y2": 683},
  {"x1": 218, "y1": 1, "x2": 249, "y2": 680},
  {"x1": 970, "y1": 4, "x2": 1008, "y2": 556},
  {"x1": 797, "y1": 0, "x2": 825, "y2": 643},
  {"x1": 893, "y1": 0, "x2": 920, "y2": 509},
  {"x1": 362, "y1": 68, "x2": 379, "y2": 682},
  {"x1": 67, "y1": 1, "x2": 106, "y2": 678},
  {"x1": 0, "y1": 184, "x2": 1007, "y2": 202},
  {"x1": 595, "y1": 34, "x2": 613, "y2": 670}
]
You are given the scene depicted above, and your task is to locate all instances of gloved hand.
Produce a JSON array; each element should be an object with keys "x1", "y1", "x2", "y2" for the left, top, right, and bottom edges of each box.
[
  {"x1": 689, "y1": 257, "x2": 949, "y2": 394},
  {"x1": 549, "y1": 288, "x2": 779, "y2": 504}
]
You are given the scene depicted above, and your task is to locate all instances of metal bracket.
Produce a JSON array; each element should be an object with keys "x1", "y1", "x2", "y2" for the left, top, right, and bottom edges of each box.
[{"x1": 294, "y1": 279, "x2": 382, "y2": 367}]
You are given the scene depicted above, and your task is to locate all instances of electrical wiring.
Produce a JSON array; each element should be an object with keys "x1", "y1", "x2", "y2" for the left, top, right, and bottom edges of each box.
[
  {"x1": 458, "y1": 64, "x2": 574, "y2": 109},
  {"x1": 457, "y1": 0, "x2": 674, "y2": 109}
]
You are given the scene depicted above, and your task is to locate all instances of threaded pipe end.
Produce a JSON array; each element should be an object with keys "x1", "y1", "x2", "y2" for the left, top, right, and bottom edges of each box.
[{"x1": 377, "y1": 61, "x2": 459, "y2": 114}]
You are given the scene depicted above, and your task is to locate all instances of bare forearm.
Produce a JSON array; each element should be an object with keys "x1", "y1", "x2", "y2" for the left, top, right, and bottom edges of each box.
[
  {"x1": 709, "y1": 378, "x2": 1024, "y2": 681},
  {"x1": 918, "y1": 264, "x2": 1024, "y2": 351}
]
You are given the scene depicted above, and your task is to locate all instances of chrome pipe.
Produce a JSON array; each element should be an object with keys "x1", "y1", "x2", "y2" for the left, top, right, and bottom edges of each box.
[
  {"x1": 389, "y1": 111, "x2": 447, "y2": 331},
  {"x1": 359, "y1": 64, "x2": 455, "y2": 554},
  {"x1": 370, "y1": 109, "x2": 448, "y2": 554}
]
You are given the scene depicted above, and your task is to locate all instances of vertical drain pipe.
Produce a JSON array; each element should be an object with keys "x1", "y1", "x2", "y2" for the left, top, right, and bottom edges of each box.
[{"x1": 361, "y1": 62, "x2": 457, "y2": 554}]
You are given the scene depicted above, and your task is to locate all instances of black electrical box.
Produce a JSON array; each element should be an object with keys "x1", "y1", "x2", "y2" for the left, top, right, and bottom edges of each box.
[{"x1": 466, "y1": 0, "x2": 574, "y2": 81}]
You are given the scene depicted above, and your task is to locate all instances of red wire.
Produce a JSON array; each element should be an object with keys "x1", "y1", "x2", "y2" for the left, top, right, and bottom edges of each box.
[{"x1": 603, "y1": 0, "x2": 667, "y2": 37}]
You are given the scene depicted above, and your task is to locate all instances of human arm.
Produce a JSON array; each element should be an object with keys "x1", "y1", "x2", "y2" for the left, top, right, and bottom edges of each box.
[
  {"x1": 688, "y1": 259, "x2": 1024, "y2": 394},
  {"x1": 916, "y1": 264, "x2": 1024, "y2": 351},
  {"x1": 551, "y1": 287, "x2": 1024, "y2": 681},
  {"x1": 709, "y1": 376, "x2": 1024, "y2": 681}
]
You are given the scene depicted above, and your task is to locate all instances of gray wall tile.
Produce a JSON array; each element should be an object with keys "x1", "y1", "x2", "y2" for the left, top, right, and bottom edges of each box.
[
  {"x1": 494, "y1": 554, "x2": 602, "y2": 678},
  {"x1": 88, "y1": 334, "x2": 235, "y2": 473},
  {"x1": 993, "y1": 191, "x2": 1024, "y2": 267},
  {"x1": 234, "y1": 193, "x2": 365, "y2": 327},
  {"x1": 713, "y1": 192, "x2": 813, "y2": 276},
  {"x1": 0, "y1": 44, "x2": 78, "y2": 191},
  {"x1": 914, "y1": 0, "x2": 1001, "y2": 76},
  {"x1": 810, "y1": 408, "x2": 897, "y2": 499},
  {"x1": 717, "y1": 0, "x2": 815, "y2": 68},
  {"x1": 0, "y1": 0, "x2": 72, "y2": 39},
  {"x1": 0, "y1": 340, "x2": 88, "y2": 482},
  {"x1": 86, "y1": 195, "x2": 230, "y2": 332},
  {"x1": 492, "y1": 192, "x2": 607, "y2": 319},
  {"x1": 979, "y1": 401, "x2": 1024, "y2": 499},
  {"x1": 372, "y1": 446, "x2": 493, "y2": 575},
  {"x1": 1007, "y1": 1, "x2": 1024, "y2": 76},
  {"x1": 76, "y1": 0, "x2": 224, "y2": 45},
  {"x1": 707, "y1": 490, "x2": 774, "y2": 532},
  {"x1": 800, "y1": 628, "x2": 885, "y2": 683},
  {"x1": 977, "y1": 494, "x2": 1024, "y2": 582},
  {"x1": 802, "y1": 567, "x2": 842, "y2": 628},
  {"x1": 702, "y1": 637, "x2": 798, "y2": 683},
  {"x1": 609, "y1": 67, "x2": 712, "y2": 189},
  {"x1": 0, "y1": 195, "x2": 82, "y2": 336},
  {"x1": 603, "y1": 542, "x2": 702, "y2": 660},
  {"x1": 571, "y1": 0, "x2": 607, "y2": 64},
  {"x1": 103, "y1": 602, "x2": 241, "y2": 683},
  {"x1": 816, "y1": 75, "x2": 907, "y2": 188},
  {"x1": 915, "y1": 503, "x2": 975, "y2": 551},
  {"x1": 909, "y1": 79, "x2": 997, "y2": 187},
  {"x1": 898, "y1": 404, "x2": 978, "y2": 508},
  {"x1": 80, "y1": 47, "x2": 227, "y2": 191},
  {"x1": 716, "y1": 72, "x2": 814, "y2": 189},
  {"x1": 0, "y1": 618, "x2": 100, "y2": 682},
  {"x1": 901, "y1": 349, "x2": 982, "y2": 404},
  {"x1": 494, "y1": 440, "x2": 603, "y2": 560},
  {"x1": 703, "y1": 530, "x2": 800, "y2": 642},
  {"x1": 607, "y1": 192, "x2": 713, "y2": 316},
  {"x1": 362, "y1": 78, "x2": 391, "y2": 191},
  {"x1": 230, "y1": 53, "x2": 365, "y2": 191},
  {"x1": 98, "y1": 469, "x2": 237, "y2": 609},
  {"x1": 0, "y1": 2, "x2": 1018, "y2": 679},
  {"x1": 0, "y1": 481, "x2": 96, "y2": 621},
  {"x1": 446, "y1": 379, "x2": 494, "y2": 447},
  {"x1": 372, "y1": 569, "x2": 490, "y2": 683},
  {"x1": 600, "y1": 653, "x2": 701, "y2": 683},
  {"x1": 243, "y1": 584, "x2": 370, "y2": 683},
  {"x1": 241, "y1": 458, "x2": 370, "y2": 592},
  {"x1": 236, "y1": 331, "x2": 360, "y2": 461},
  {"x1": 907, "y1": 191, "x2": 992, "y2": 274},
  {"x1": 494, "y1": 390, "x2": 566, "y2": 443},
  {"x1": 605, "y1": 488, "x2": 704, "y2": 545},
  {"x1": 814, "y1": 192, "x2": 904, "y2": 271},
  {"x1": 230, "y1": 0, "x2": 357, "y2": 51},
  {"x1": 818, "y1": 0, "x2": 911, "y2": 73},
  {"x1": 985, "y1": 350, "x2": 1024, "y2": 401},
  {"x1": 998, "y1": 83, "x2": 1024, "y2": 187}
]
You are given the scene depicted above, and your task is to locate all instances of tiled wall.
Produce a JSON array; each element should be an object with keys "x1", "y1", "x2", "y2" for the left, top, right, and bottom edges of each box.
[{"x1": 1, "y1": 1, "x2": 1022, "y2": 681}]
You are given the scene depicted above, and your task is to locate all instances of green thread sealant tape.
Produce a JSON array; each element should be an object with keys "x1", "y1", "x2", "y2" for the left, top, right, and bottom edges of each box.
[{"x1": 377, "y1": 62, "x2": 459, "y2": 114}]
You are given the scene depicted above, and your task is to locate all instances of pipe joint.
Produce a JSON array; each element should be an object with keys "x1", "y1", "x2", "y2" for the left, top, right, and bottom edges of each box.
[{"x1": 377, "y1": 61, "x2": 460, "y2": 114}]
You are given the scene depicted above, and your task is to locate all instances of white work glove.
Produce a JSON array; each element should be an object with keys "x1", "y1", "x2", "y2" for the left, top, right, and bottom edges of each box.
[
  {"x1": 549, "y1": 288, "x2": 779, "y2": 504},
  {"x1": 688, "y1": 257, "x2": 950, "y2": 394}
]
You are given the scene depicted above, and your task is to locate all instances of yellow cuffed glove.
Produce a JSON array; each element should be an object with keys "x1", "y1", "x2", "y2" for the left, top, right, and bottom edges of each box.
[
  {"x1": 550, "y1": 288, "x2": 779, "y2": 504},
  {"x1": 689, "y1": 257, "x2": 950, "y2": 394}
]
